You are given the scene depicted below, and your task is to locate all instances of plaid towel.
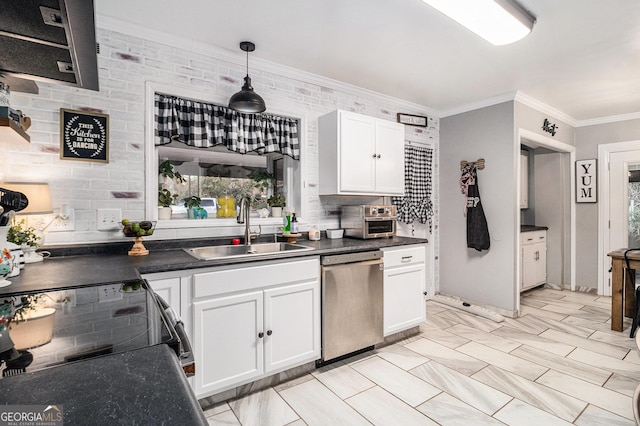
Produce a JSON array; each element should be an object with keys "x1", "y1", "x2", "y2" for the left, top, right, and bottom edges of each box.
[{"x1": 392, "y1": 144, "x2": 434, "y2": 232}]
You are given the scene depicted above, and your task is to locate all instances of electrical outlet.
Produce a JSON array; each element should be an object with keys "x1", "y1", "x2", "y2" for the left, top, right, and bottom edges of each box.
[
  {"x1": 98, "y1": 284, "x2": 123, "y2": 303},
  {"x1": 50, "y1": 289, "x2": 76, "y2": 307},
  {"x1": 97, "y1": 209, "x2": 122, "y2": 231},
  {"x1": 47, "y1": 209, "x2": 75, "y2": 232}
]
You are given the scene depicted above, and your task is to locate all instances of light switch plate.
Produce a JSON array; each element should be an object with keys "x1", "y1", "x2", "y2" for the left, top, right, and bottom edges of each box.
[{"x1": 97, "y1": 209, "x2": 122, "y2": 231}]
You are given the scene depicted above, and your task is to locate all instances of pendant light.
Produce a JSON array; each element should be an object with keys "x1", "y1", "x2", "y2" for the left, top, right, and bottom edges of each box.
[{"x1": 228, "y1": 41, "x2": 266, "y2": 113}]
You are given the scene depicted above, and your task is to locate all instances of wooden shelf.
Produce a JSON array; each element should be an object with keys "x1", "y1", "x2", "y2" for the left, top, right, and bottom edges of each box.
[{"x1": 0, "y1": 117, "x2": 30, "y2": 143}]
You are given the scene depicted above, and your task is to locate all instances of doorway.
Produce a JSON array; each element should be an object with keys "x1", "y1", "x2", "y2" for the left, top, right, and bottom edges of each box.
[
  {"x1": 598, "y1": 141, "x2": 640, "y2": 296},
  {"x1": 516, "y1": 129, "x2": 576, "y2": 313}
]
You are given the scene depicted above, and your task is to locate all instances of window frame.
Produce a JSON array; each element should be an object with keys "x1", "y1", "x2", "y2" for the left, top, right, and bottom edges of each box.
[{"x1": 144, "y1": 81, "x2": 307, "y2": 230}]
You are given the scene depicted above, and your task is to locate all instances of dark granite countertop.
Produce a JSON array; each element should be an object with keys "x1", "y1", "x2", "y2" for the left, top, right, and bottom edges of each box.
[
  {"x1": 0, "y1": 344, "x2": 207, "y2": 425},
  {"x1": 0, "y1": 235, "x2": 428, "y2": 297},
  {"x1": 521, "y1": 225, "x2": 548, "y2": 232}
]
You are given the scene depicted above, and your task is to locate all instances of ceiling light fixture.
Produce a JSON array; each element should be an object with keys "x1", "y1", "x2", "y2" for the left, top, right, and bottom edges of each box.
[
  {"x1": 228, "y1": 41, "x2": 266, "y2": 113},
  {"x1": 421, "y1": 0, "x2": 536, "y2": 45}
]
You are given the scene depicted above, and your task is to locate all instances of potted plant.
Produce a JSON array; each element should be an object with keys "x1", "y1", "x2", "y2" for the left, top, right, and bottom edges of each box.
[
  {"x1": 183, "y1": 195, "x2": 207, "y2": 219},
  {"x1": 7, "y1": 219, "x2": 41, "y2": 264},
  {"x1": 267, "y1": 194, "x2": 286, "y2": 218},
  {"x1": 158, "y1": 160, "x2": 185, "y2": 220}
]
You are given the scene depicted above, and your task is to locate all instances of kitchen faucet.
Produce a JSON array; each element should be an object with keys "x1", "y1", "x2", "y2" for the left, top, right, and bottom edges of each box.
[{"x1": 237, "y1": 196, "x2": 258, "y2": 246}]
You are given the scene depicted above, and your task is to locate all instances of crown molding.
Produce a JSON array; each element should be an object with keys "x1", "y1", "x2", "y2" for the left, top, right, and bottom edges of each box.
[
  {"x1": 575, "y1": 111, "x2": 640, "y2": 127},
  {"x1": 95, "y1": 14, "x2": 436, "y2": 117},
  {"x1": 438, "y1": 92, "x2": 518, "y2": 118},
  {"x1": 513, "y1": 92, "x2": 578, "y2": 127}
]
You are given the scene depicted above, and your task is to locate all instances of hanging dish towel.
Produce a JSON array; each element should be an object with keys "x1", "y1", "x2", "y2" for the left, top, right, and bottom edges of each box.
[
  {"x1": 461, "y1": 164, "x2": 490, "y2": 251},
  {"x1": 392, "y1": 144, "x2": 434, "y2": 232}
]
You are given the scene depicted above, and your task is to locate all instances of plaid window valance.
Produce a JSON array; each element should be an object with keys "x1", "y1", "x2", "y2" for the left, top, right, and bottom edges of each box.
[
  {"x1": 154, "y1": 93, "x2": 300, "y2": 160},
  {"x1": 392, "y1": 144, "x2": 434, "y2": 232}
]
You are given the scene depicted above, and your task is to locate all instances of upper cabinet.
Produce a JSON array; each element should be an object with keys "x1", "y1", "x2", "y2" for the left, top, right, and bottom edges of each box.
[
  {"x1": 0, "y1": 0, "x2": 99, "y2": 91},
  {"x1": 319, "y1": 110, "x2": 405, "y2": 196}
]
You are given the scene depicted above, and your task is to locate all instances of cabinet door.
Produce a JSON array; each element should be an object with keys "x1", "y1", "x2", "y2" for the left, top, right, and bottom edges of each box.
[
  {"x1": 263, "y1": 281, "x2": 320, "y2": 373},
  {"x1": 521, "y1": 245, "x2": 536, "y2": 290},
  {"x1": 384, "y1": 264, "x2": 426, "y2": 336},
  {"x1": 193, "y1": 291, "x2": 263, "y2": 397},
  {"x1": 535, "y1": 243, "x2": 547, "y2": 285},
  {"x1": 375, "y1": 119, "x2": 405, "y2": 195},
  {"x1": 339, "y1": 112, "x2": 376, "y2": 192},
  {"x1": 147, "y1": 277, "x2": 181, "y2": 316}
]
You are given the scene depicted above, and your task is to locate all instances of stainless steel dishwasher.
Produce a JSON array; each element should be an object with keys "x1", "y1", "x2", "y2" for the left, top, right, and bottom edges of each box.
[{"x1": 321, "y1": 250, "x2": 384, "y2": 362}]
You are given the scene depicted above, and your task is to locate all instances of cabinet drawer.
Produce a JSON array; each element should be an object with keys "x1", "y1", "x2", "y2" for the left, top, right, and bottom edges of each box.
[
  {"x1": 382, "y1": 245, "x2": 426, "y2": 268},
  {"x1": 521, "y1": 231, "x2": 546, "y2": 245},
  {"x1": 193, "y1": 257, "x2": 320, "y2": 299}
]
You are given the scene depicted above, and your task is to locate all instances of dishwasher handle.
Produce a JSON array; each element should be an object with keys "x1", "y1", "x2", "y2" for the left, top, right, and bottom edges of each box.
[{"x1": 321, "y1": 250, "x2": 383, "y2": 266}]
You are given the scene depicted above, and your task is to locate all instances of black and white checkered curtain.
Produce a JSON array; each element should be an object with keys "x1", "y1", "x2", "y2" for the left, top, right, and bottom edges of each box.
[
  {"x1": 154, "y1": 93, "x2": 300, "y2": 160},
  {"x1": 392, "y1": 144, "x2": 434, "y2": 231}
]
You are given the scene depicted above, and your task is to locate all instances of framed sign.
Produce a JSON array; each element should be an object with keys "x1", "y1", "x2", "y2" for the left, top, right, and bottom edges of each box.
[
  {"x1": 576, "y1": 159, "x2": 597, "y2": 203},
  {"x1": 397, "y1": 113, "x2": 428, "y2": 127},
  {"x1": 60, "y1": 108, "x2": 109, "y2": 163}
]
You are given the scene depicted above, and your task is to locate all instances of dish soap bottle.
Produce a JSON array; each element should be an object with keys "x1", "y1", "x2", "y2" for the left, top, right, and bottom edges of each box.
[{"x1": 291, "y1": 213, "x2": 299, "y2": 233}]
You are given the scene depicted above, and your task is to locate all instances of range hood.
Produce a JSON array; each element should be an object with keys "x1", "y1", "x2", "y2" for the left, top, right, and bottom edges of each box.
[{"x1": 0, "y1": 0, "x2": 99, "y2": 92}]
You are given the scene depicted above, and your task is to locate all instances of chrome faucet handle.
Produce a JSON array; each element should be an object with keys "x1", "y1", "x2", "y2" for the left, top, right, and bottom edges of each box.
[{"x1": 249, "y1": 225, "x2": 262, "y2": 239}]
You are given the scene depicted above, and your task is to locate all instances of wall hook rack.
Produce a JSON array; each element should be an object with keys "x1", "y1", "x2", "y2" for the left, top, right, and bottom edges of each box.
[{"x1": 460, "y1": 158, "x2": 485, "y2": 170}]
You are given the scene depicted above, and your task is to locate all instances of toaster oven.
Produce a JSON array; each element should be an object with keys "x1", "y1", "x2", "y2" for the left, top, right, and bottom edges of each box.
[{"x1": 341, "y1": 205, "x2": 397, "y2": 239}]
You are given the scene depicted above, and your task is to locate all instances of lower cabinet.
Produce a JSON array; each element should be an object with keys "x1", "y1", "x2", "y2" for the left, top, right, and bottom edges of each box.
[
  {"x1": 521, "y1": 230, "x2": 547, "y2": 291},
  {"x1": 192, "y1": 257, "x2": 321, "y2": 398},
  {"x1": 381, "y1": 245, "x2": 427, "y2": 336}
]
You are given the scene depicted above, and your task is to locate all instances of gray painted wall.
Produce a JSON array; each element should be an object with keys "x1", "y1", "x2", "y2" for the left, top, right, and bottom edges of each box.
[
  {"x1": 514, "y1": 102, "x2": 575, "y2": 146},
  {"x1": 533, "y1": 151, "x2": 571, "y2": 287},
  {"x1": 440, "y1": 101, "x2": 517, "y2": 313},
  {"x1": 575, "y1": 118, "x2": 640, "y2": 289}
]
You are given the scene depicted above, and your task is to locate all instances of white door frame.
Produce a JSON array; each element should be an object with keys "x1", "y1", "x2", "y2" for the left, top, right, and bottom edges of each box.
[
  {"x1": 598, "y1": 140, "x2": 640, "y2": 296},
  {"x1": 516, "y1": 129, "x2": 576, "y2": 312}
]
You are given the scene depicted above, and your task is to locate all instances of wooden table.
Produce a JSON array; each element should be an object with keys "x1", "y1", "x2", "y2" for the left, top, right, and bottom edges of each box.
[{"x1": 608, "y1": 249, "x2": 640, "y2": 331}]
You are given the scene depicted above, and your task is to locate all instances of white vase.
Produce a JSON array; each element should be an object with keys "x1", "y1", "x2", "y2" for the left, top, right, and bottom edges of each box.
[
  {"x1": 271, "y1": 207, "x2": 282, "y2": 218},
  {"x1": 158, "y1": 206, "x2": 172, "y2": 220}
]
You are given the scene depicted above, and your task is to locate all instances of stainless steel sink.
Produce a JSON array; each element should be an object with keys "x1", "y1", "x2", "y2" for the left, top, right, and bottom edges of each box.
[{"x1": 184, "y1": 242, "x2": 313, "y2": 260}]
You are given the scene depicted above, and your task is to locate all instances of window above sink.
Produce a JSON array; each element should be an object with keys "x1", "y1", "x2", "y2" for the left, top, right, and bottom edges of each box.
[{"x1": 144, "y1": 82, "x2": 307, "y2": 229}]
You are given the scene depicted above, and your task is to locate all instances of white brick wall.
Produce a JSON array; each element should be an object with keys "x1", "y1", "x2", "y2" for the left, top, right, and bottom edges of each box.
[{"x1": 1, "y1": 26, "x2": 439, "y2": 287}]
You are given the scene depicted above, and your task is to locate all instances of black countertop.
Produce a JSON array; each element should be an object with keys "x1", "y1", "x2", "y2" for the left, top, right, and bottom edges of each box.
[
  {"x1": 521, "y1": 225, "x2": 548, "y2": 232},
  {"x1": 1, "y1": 235, "x2": 428, "y2": 297},
  {"x1": 0, "y1": 344, "x2": 207, "y2": 425}
]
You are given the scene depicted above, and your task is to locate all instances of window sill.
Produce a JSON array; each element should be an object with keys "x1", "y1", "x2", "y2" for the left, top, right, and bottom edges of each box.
[{"x1": 156, "y1": 217, "x2": 286, "y2": 230}]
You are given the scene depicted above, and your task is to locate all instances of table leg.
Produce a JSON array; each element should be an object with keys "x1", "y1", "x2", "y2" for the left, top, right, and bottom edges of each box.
[
  {"x1": 612, "y1": 258, "x2": 624, "y2": 331},
  {"x1": 625, "y1": 269, "x2": 636, "y2": 318}
]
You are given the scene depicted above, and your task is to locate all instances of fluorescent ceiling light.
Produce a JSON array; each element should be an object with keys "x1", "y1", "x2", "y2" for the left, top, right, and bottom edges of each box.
[{"x1": 421, "y1": 0, "x2": 536, "y2": 45}]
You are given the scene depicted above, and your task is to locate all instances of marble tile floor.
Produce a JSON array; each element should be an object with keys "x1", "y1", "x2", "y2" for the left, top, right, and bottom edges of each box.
[{"x1": 203, "y1": 287, "x2": 639, "y2": 425}]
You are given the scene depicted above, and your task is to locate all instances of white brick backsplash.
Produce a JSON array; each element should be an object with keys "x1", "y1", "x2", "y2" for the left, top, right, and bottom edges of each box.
[{"x1": 4, "y1": 26, "x2": 439, "y2": 287}]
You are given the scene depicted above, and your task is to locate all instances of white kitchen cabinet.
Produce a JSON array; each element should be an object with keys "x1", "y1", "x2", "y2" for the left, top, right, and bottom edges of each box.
[
  {"x1": 381, "y1": 244, "x2": 427, "y2": 336},
  {"x1": 191, "y1": 257, "x2": 320, "y2": 398},
  {"x1": 144, "y1": 272, "x2": 192, "y2": 338},
  {"x1": 520, "y1": 230, "x2": 547, "y2": 291},
  {"x1": 318, "y1": 109, "x2": 405, "y2": 196},
  {"x1": 520, "y1": 152, "x2": 528, "y2": 209}
]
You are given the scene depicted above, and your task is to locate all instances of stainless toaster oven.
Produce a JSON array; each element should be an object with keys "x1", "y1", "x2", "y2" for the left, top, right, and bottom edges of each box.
[{"x1": 341, "y1": 205, "x2": 397, "y2": 239}]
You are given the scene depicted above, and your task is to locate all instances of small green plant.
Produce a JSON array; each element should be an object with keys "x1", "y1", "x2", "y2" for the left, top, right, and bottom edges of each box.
[
  {"x1": 182, "y1": 195, "x2": 202, "y2": 209},
  {"x1": 249, "y1": 170, "x2": 275, "y2": 193},
  {"x1": 158, "y1": 188, "x2": 177, "y2": 207},
  {"x1": 13, "y1": 294, "x2": 45, "y2": 322},
  {"x1": 7, "y1": 219, "x2": 42, "y2": 247},
  {"x1": 267, "y1": 194, "x2": 286, "y2": 208},
  {"x1": 158, "y1": 160, "x2": 186, "y2": 208}
]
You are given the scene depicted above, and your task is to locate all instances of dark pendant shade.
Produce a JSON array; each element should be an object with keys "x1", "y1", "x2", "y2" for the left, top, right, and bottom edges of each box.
[
  {"x1": 229, "y1": 41, "x2": 266, "y2": 113},
  {"x1": 229, "y1": 75, "x2": 266, "y2": 113}
]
